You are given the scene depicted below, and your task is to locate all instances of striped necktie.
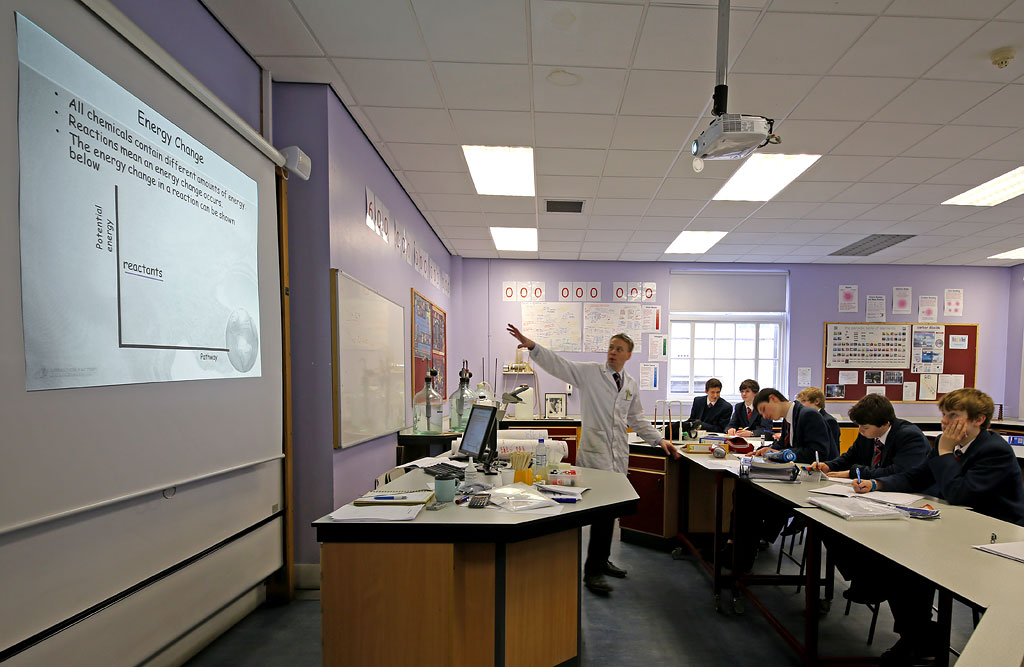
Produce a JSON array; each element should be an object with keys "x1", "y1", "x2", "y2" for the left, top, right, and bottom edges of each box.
[
  {"x1": 613, "y1": 372, "x2": 622, "y2": 391},
  {"x1": 871, "y1": 439, "x2": 883, "y2": 468}
]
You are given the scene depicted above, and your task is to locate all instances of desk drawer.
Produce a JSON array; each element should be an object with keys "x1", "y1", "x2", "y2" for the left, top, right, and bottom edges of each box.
[{"x1": 628, "y1": 454, "x2": 666, "y2": 472}]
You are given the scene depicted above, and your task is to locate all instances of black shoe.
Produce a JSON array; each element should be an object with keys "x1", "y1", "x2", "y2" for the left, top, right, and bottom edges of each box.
[
  {"x1": 604, "y1": 561, "x2": 627, "y2": 578},
  {"x1": 878, "y1": 637, "x2": 936, "y2": 667},
  {"x1": 584, "y1": 574, "x2": 613, "y2": 594}
]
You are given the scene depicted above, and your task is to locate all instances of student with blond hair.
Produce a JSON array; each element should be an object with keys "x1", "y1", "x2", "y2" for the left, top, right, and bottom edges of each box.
[{"x1": 796, "y1": 387, "x2": 840, "y2": 458}]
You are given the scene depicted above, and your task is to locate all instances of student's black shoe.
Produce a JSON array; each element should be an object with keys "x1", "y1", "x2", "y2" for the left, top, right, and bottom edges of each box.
[
  {"x1": 757, "y1": 538, "x2": 771, "y2": 551},
  {"x1": 584, "y1": 574, "x2": 614, "y2": 594},
  {"x1": 604, "y1": 561, "x2": 627, "y2": 578},
  {"x1": 878, "y1": 637, "x2": 936, "y2": 667}
]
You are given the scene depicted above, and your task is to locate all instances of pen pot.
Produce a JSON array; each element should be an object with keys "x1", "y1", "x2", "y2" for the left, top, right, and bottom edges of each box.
[{"x1": 513, "y1": 468, "x2": 533, "y2": 485}]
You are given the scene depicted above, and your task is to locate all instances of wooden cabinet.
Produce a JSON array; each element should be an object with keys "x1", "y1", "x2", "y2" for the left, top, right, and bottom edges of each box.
[
  {"x1": 501, "y1": 423, "x2": 580, "y2": 464},
  {"x1": 620, "y1": 453, "x2": 678, "y2": 541}
]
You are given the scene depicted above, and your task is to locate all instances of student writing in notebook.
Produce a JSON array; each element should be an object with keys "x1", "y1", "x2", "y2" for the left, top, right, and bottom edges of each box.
[{"x1": 843, "y1": 388, "x2": 1024, "y2": 665}]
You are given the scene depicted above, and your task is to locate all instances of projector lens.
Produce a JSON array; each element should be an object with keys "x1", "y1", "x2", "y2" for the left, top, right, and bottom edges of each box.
[{"x1": 691, "y1": 140, "x2": 698, "y2": 156}]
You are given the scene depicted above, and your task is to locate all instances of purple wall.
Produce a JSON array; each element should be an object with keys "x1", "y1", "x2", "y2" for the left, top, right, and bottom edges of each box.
[
  {"x1": 110, "y1": 0, "x2": 261, "y2": 131},
  {"x1": 1005, "y1": 264, "x2": 1024, "y2": 417},
  {"x1": 275, "y1": 84, "x2": 453, "y2": 563},
  {"x1": 460, "y1": 260, "x2": 1015, "y2": 420}
]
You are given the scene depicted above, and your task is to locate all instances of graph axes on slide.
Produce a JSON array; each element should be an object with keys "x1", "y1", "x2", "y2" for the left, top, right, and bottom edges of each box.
[{"x1": 113, "y1": 184, "x2": 229, "y2": 354}]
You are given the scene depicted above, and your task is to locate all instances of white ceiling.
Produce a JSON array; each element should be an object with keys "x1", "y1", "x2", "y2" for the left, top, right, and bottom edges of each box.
[{"x1": 204, "y1": 0, "x2": 1024, "y2": 265}]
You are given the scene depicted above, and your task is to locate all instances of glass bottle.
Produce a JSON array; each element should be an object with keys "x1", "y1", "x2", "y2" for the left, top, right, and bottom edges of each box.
[
  {"x1": 413, "y1": 369, "x2": 443, "y2": 434},
  {"x1": 448, "y1": 361, "x2": 475, "y2": 432}
]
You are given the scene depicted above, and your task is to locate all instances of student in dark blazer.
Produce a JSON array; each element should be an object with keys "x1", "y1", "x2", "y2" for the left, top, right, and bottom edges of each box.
[
  {"x1": 688, "y1": 378, "x2": 732, "y2": 433},
  {"x1": 751, "y1": 388, "x2": 832, "y2": 464},
  {"x1": 727, "y1": 378, "x2": 772, "y2": 438},
  {"x1": 813, "y1": 393, "x2": 929, "y2": 480},
  {"x1": 796, "y1": 387, "x2": 841, "y2": 460},
  {"x1": 848, "y1": 389, "x2": 1024, "y2": 666}
]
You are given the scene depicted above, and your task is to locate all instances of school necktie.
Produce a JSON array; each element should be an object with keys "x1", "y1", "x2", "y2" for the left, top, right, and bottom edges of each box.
[
  {"x1": 871, "y1": 438, "x2": 882, "y2": 468},
  {"x1": 782, "y1": 421, "x2": 790, "y2": 447},
  {"x1": 746, "y1": 406, "x2": 753, "y2": 421},
  {"x1": 613, "y1": 372, "x2": 622, "y2": 392},
  {"x1": 954, "y1": 446, "x2": 964, "y2": 462}
]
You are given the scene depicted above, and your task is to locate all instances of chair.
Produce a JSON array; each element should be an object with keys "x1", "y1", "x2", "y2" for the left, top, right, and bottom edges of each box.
[
  {"x1": 843, "y1": 590, "x2": 881, "y2": 645},
  {"x1": 776, "y1": 518, "x2": 808, "y2": 591},
  {"x1": 373, "y1": 466, "x2": 407, "y2": 489}
]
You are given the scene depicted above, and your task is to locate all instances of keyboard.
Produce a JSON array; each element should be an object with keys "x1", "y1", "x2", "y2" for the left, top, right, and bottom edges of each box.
[{"x1": 421, "y1": 462, "x2": 466, "y2": 479}]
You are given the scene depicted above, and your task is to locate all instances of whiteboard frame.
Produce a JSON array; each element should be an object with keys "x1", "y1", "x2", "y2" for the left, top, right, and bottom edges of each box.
[{"x1": 330, "y1": 270, "x2": 408, "y2": 448}]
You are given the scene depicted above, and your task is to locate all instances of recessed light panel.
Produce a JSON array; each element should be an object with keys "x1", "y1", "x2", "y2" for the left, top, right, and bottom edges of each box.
[{"x1": 462, "y1": 145, "x2": 535, "y2": 196}]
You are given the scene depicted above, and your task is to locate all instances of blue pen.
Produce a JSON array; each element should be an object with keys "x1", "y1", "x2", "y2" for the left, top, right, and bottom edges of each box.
[
  {"x1": 552, "y1": 496, "x2": 578, "y2": 503},
  {"x1": 855, "y1": 469, "x2": 862, "y2": 485},
  {"x1": 372, "y1": 495, "x2": 407, "y2": 500}
]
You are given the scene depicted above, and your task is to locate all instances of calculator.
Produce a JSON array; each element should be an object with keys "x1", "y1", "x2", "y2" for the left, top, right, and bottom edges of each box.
[{"x1": 468, "y1": 493, "x2": 490, "y2": 509}]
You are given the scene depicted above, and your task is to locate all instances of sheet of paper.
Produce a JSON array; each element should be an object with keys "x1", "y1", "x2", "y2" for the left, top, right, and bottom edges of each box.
[
  {"x1": 944, "y1": 288, "x2": 963, "y2": 316},
  {"x1": 797, "y1": 367, "x2": 812, "y2": 387},
  {"x1": 402, "y1": 456, "x2": 468, "y2": 469},
  {"x1": 919, "y1": 374, "x2": 938, "y2": 400},
  {"x1": 838, "y1": 371, "x2": 859, "y2": 385},
  {"x1": 521, "y1": 301, "x2": 583, "y2": 352},
  {"x1": 648, "y1": 334, "x2": 668, "y2": 361},
  {"x1": 329, "y1": 504, "x2": 424, "y2": 521},
  {"x1": 839, "y1": 285, "x2": 858, "y2": 312},
  {"x1": 937, "y1": 374, "x2": 964, "y2": 393},
  {"x1": 949, "y1": 334, "x2": 968, "y2": 350},
  {"x1": 866, "y1": 294, "x2": 886, "y2": 322},
  {"x1": 866, "y1": 385, "x2": 886, "y2": 395},
  {"x1": 972, "y1": 541, "x2": 1024, "y2": 563},
  {"x1": 911, "y1": 324, "x2": 944, "y2": 374},
  {"x1": 807, "y1": 484, "x2": 923, "y2": 506},
  {"x1": 903, "y1": 382, "x2": 917, "y2": 401},
  {"x1": 639, "y1": 362, "x2": 659, "y2": 390},
  {"x1": 919, "y1": 295, "x2": 938, "y2": 323},
  {"x1": 641, "y1": 304, "x2": 662, "y2": 331},
  {"x1": 826, "y1": 323, "x2": 910, "y2": 369},
  {"x1": 893, "y1": 286, "x2": 912, "y2": 314},
  {"x1": 535, "y1": 484, "x2": 590, "y2": 497}
]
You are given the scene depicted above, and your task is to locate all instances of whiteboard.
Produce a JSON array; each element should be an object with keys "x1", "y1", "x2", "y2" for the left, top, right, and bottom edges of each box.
[{"x1": 332, "y1": 271, "x2": 407, "y2": 447}]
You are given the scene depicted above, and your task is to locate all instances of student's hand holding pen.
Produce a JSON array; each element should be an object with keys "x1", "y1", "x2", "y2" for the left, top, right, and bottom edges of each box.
[
  {"x1": 852, "y1": 479, "x2": 875, "y2": 493},
  {"x1": 809, "y1": 461, "x2": 830, "y2": 474}
]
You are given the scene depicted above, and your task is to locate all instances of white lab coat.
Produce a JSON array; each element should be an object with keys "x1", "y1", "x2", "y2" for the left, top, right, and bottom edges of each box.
[{"x1": 529, "y1": 343, "x2": 663, "y2": 474}]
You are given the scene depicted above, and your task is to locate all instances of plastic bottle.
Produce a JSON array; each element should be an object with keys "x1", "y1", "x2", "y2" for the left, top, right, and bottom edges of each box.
[
  {"x1": 463, "y1": 457, "x2": 478, "y2": 488},
  {"x1": 534, "y1": 438, "x2": 547, "y2": 483},
  {"x1": 765, "y1": 448, "x2": 797, "y2": 463},
  {"x1": 412, "y1": 369, "x2": 443, "y2": 434}
]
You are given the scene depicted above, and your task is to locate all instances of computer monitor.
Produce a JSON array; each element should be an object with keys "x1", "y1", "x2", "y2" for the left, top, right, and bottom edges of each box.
[{"x1": 458, "y1": 403, "x2": 499, "y2": 463}]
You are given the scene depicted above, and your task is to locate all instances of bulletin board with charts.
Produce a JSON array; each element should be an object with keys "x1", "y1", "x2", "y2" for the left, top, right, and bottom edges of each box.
[
  {"x1": 822, "y1": 322, "x2": 978, "y2": 403},
  {"x1": 412, "y1": 289, "x2": 446, "y2": 398}
]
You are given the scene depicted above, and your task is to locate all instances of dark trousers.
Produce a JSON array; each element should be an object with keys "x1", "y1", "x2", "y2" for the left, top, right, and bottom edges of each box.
[
  {"x1": 734, "y1": 483, "x2": 792, "y2": 570},
  {"x1": 584, "y1": 517, "x2": 614, "y2": 576}
]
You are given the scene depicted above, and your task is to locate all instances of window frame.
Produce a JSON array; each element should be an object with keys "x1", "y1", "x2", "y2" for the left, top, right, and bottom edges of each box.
[{"x1": 667, "y1": 312, "x2": 788, "y2": 404}]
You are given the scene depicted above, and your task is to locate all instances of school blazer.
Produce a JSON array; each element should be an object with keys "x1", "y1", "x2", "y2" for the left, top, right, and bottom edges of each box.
[
  {"x1": 728, "y1": 402, "x2": 771, "y2": 436},
  {"x1": 824, "y1": 418, "x2": 930, "y2": 480},
  {"x1": 879, "y1": 429, "x2": 1024, "y2": 527},
  {"x1": 689, "y1": 395, "x2": 732, "y2": 433},
  {"x1": 820, "y1": 408, "x2": 841, "y2": 458},
  {"x1": 778, "y1": 401, "x2": 834, "y2": 464}
]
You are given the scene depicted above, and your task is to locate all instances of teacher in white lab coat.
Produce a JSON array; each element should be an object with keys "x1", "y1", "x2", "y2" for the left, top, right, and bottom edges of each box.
[{"x1": 507, "y1": 323, "x2": 678, "y2": 595}]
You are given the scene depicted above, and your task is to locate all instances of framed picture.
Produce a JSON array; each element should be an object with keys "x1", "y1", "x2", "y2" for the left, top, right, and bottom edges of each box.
[
  {"x1": 545, "y1": 393, "x2": 567, "y2": 419},
  {"x1": 825, "y1": 384, "x2": 845, "y2": 399}
]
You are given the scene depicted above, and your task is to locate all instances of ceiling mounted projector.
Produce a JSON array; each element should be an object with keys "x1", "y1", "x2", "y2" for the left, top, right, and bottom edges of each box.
[
  {"x1": 691, "y1": 114, "x2": 772, "y2": 160},
  {"x1": 690, "y1": 0, "x2": 779, "y2": 172}
]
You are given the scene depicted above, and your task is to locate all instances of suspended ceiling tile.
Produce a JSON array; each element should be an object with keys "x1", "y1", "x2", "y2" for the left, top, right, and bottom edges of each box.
[
  {"x1": 603, "y1": 150, "x2": 677, "y2": 178},
  {"x1": 205, "y1": 0, "x2": 322, "y2": 57},
  {"x1": 618, "y1": 252, "x2": 664, "y2": 261},
  {"x1": 801, "y1": 156, "x2": 890, "y2": 182},
  {"x1": 387, "y1": 143, "x2": 467, "y2": 173},
  {"x1": 539, "y1": 228, "x2": 586, "y2": 241},
  {"x1": 770, "y1": 0, "x2": 888, "y2": 11},
  {"x1": 421, "y1": 193, "x2": 481, "y2": 212},
  {"x1": 640, "y1": 214, "x2": 698, "y2": 229},
  {"x1": 539, "y1": 240, "x2": 584, "y2": 252},
  {"x1": 533, "y1": 66, "x2": 628, "y2": 115},
  {"x1": 588, "y1": 215, "x2": 640, "y2": 230},
  {"x1": 761, "y1": 120, "x2": 861, "y2": 155},
  {"x1": 597, "y1": 177, "x2": 662, "y2": 199},
  {"x1": 538, "y1": 214, "x2": 590, "y2": 228},
  {"x1": 855, "y1": 203, "x2": 932, "y2": 221},
  {"x1": 644, "y1": 200, "x2": 705, "y2": 217},
  {"x1": 831, "y1": 182, "x2": 914, "y2": 203},
  {"x1": 535, "y1": 113, "x2": 616, "y2": 148},
  {"x1": 346, "y1": 106, "x2": 380, "y2": 142},
  {"x1": 927, "y1": 21, "x2": 1024, "y2": 82},
  {"x1": 866, "y1": 157, "x2": 959, "y2": 184},
  {"x1": 452, "y1": 238, "x2": 497, "y2": 251},
  {"x1": 885, "y1": 0, "x2": 1011, "y2": 19},
  {"x1": 333, "y1": 59, "x2": 443, "y2": 108},
  {"x1": 540, "y1": 250, "x2": 582, "y2": 260},
  {"x1": 831, "y1": 17, "x2": 982, "y2": 78},
  {"x1": 902, "y1": 125, "x2": 1015, "y2": 158},
  {"x1": 774, "y1": 182, "x2": 852, "y2": 203},
  {"x1": 784, "y1": 219, "x2": 848, "y2": 233},
  {"x1": 906, "y1": 205, "x2": 981, "y2": 222},
  {"x1": 669, "y1": 156, "x2": 742, "y2": 179},
  {"x1": 620, "y1": 70, "x2": 716, "y2": 117},
  {"x1": 685, "y1": 218, "x2": 744, "y2": 232},
  {"x1": 413, "y1": 0, "x2": 528, "y2": 63},
  {"x1": 258, "y1": 55, "x2": 336, "y2": 82},
  {"x1": 803, "y1": 202, "x2": 876, "y2": 219},
  {"x1": 953, "y1": 85, "x2": 1024, "y2": 126},
  {"x1": 450, "y1": 110, "x2": 533, "y2": 145},
  {"x1": 734, "y1": 218, "x2": 794, "y2": 233},
  {"x1": 998, "y1": 1, "x2": 1024, "y2": 20},
  {"x1": 480, "y1": 196, "x2": 537, "y2": 213},
  {"x1": 927, "y1": 159, "x2": 1021, "y2": 185},
  {"x1": 887, "y1": 184, "x2": 970, "y2": 205},
  {"x1": 658, "y1": 177, "x2": 725, "y2": 199},
  {"x1": 789, "y1": 76, "x2": 912, "y2": 121},
  {"x1": 831, "y1": 122, "x2": 941, "y2": 156},
  {"x1": 362, "y1": 107, "x2": 456, "y2": 143},
  {"x1": 725, "y1": 74, "x2": 820, "y2": 121},
  {"x1": 633, "y1": 5, "x2": 759, "y2": 71},
  {"x1": 295, "y1": 0, "x2": 426, "y2": 59},
  {"x1": 630, "y1": 229, "x2": 679, "y2": 242},
  {"x1": 753, "y1": 201, "x2": 821, "y2": 218},
  {"x1": 404, "y1": 171, "x2": 475, "y2": 194},
  {"x1": 443, "y1": 225, "x2": 492, "y2": 240},
  {"x1": 535, "y1": 148, "x2": 607, "y2": 176},
  {"x1": 591, "y1": 198, "x2": 648, "y2": 215},
  {"x1": 579, "y1": 252, "x2": 623, "y2": 260},
  {"x1": 484, "y1": 213, "x2": 537, "y2": 228},
  {"x1": 612, "y1": 116, "x2": 697, "y2": 150},
  {"x1": 426, "y1": 211, "x2": 486, "y2": 226},
  {"x1": 733, "y1": 13, "x2": 874, "y2": 75},
  {"x1": 972, "y1": 128, "x2": 1024, "y2": 160},
  {"x1": 532, "y1": 0, "x2": 643, "y2": 68},
  {"x1": 585, "y1": 229, "x2": 634, "y2": 242},
  {"x1": 434, "y1": 63, "x2": 531, "y2": 111},
  {"x1": 581, "y1": 241, "x2": 626, "y2": 252},
  {"x1": 535, "y1": 175, "x2": 600, "y2": 198},
  {"x1": 697, "y1": 200, "x2": 762, "y2": 217},
  {"x1": 961, "y1": 207, "x2": 1024, "y2": 224},
  {"x1": 872, "y1": 80, "x2": 1002, "y2": 124}
]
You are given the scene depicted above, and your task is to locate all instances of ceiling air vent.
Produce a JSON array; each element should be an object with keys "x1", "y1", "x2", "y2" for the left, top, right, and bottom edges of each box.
[
  {"x1": 545, "y1": 199, "x2": 585, "y2": 214},
  {"x1": 829, "y1": 234, "x2": 915, "y2": 257}
]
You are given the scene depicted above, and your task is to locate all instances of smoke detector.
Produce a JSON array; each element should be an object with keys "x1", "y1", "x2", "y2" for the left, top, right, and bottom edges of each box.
[{"x1": 990, "y1": 47, "x2": 1015, "y2": 69}]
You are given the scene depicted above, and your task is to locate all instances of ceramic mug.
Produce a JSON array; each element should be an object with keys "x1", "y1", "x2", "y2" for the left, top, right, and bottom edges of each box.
[{"x1": 434, "y1": 474, "x2": 457, "y2": 503}]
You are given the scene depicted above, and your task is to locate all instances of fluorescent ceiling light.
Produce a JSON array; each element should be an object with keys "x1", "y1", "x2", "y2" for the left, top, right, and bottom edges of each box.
[
  {"x1": 490, "y1": 226, "x2": 537, "y2": 251},
  {"x1": 665, "y1": 231, "x2": 728, "y2": 254},
  {"x1": 713, "y1": 153, "x2": 821, "y2": 201},
  {"x1": 988, "y1": 246, "x2": 1024, "y2": 260},
  {"x1": 942, "y1": 166, "x2": 1024, "y2": 207},
  {"x1": 462, "y1": 145, "x2": 535, "y2": 196}
]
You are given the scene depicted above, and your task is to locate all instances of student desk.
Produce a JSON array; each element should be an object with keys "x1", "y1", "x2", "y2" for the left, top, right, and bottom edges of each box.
[
  {"x1": 797, "y1": 505, "x2": 1024, "y2": 667},
  {"x1": 312, "y1": 467, "x2": 638, "y2": 667}
]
